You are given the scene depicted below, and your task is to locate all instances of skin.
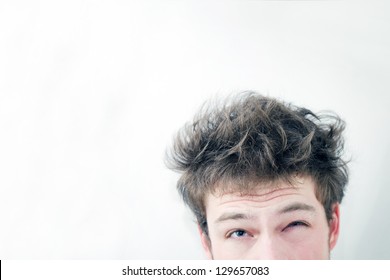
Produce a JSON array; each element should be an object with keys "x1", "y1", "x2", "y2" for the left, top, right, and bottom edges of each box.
[{"x1": 199, "y1": 176, "x2": 340, "y2": 260}]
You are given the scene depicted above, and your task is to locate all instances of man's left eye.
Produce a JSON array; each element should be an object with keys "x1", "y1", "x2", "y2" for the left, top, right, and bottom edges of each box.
[
  {"x1": 289, "y1": 221, "x2": 308, "y2": 227},
  {"x1": 283, "y1": 221, "x2": 309, "y2": 231}
]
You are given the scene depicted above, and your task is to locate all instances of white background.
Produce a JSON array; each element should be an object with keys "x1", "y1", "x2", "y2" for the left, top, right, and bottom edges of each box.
[{"x1": 0, "y1": 0, "x2": 389, "y2": 259}]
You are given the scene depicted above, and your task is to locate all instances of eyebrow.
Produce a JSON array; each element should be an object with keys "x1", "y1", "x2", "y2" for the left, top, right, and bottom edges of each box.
[
  {"x1": 278, "y1": 202, "x2": 316, "y2": 215},
  {"x1": 215, "y1": 212, "x2": 253, "y2": 224}
]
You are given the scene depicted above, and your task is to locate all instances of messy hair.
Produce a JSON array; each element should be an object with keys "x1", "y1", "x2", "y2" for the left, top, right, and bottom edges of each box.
[{"x1": 166, "y1": 92, "x2": 349, "y2": 235}]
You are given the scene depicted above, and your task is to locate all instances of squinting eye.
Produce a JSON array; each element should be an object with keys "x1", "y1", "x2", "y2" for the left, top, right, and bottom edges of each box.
[
  {"x1": 284, "y1": 221, "x2": 308, "y2": 231},
  {"x1": 228, "y1": 230, "x2": 249, "y2": 238}
]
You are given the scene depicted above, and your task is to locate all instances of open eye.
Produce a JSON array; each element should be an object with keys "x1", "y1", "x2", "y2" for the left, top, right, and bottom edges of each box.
[{"x1": 227, "y1": 229, "x2": 249, "y2": 238}]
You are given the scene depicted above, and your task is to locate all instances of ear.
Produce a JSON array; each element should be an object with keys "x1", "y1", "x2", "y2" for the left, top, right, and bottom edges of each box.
[
  {"x1": 197, "y1": 224, "x2": 213, "y2": 259},
  {"x1": 329, "y1": 203, "x2": 340, "y2": 250}
]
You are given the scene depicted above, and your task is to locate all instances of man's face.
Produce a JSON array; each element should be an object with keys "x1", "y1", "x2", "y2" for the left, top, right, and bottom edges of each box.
[{"x1": 199, "y1": 176, "x2": 340, "y2": 259}]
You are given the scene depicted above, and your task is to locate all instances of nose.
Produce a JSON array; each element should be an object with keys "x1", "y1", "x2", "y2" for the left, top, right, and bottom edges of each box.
[{"x1": 247, "y1": 234, "x2": 287, "y2": 260}]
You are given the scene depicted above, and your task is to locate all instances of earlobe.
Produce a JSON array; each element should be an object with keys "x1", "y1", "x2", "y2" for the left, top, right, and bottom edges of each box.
[
  {"x1": 329, "y1": 203, "x2": 340, "y2": 250},
  {"x1": 197, "y1": 224, "x2": 213, "y2": 259}
]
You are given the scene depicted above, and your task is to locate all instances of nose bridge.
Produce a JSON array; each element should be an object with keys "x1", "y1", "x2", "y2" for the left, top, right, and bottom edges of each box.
[{"x1": 250, "y1": 231, "x2": 284, "y2": 260}]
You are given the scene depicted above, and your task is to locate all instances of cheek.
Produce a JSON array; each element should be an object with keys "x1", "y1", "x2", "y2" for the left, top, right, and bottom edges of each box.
[
  {"x1": 289, "y1": 227, "x2": 330, "y2": 259},
  {"x1": 207, "y1": 236, "x2": 242, "y2": 260},
  {"x1": 212, "y1": 243, "x2": 242, "y2": 260},
  {"x1": 292, "y1": 241, "x2": 328, "y2": 259}
]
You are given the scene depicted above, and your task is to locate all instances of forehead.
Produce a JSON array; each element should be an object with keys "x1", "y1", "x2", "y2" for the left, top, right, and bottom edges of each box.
[{"x1": 205, "y1": 176, "x2": 320, "y2": 212}]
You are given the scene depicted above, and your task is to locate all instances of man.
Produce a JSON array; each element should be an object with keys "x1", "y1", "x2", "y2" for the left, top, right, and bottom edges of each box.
[{"x1": 166, "y1": 92, "x2": 348, "y2": 259}]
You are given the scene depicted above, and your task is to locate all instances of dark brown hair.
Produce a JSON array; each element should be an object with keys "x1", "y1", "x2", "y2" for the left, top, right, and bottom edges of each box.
[{"x1": 166, "y1": 92, "x2": 348, "y2": 235}]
